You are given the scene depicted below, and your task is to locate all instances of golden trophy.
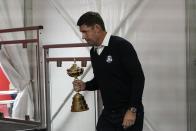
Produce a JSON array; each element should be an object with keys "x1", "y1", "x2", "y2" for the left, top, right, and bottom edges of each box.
[{"x1": 67, "y1": 60, "x2": 89, "y2": 112}]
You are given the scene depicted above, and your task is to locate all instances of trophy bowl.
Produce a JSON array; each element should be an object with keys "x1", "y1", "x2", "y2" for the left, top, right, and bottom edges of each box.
[{"x1": 67, "y1": 63, "x2": 84, "y2": 78}]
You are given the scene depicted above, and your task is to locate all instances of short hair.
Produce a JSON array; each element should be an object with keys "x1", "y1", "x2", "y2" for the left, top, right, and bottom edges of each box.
[{"x1": 77, "y1": 11, "x2": 106, "y2": 31}]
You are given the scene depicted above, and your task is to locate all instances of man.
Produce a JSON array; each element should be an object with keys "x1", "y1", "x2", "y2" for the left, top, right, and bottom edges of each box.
[{"x1": 73, "y1": 11, "x2": 145, "y2": 131}]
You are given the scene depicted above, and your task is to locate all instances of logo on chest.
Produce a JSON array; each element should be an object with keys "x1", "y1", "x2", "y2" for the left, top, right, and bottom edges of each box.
[{"x1": 106, "y1": 55, "x2": 113, "y2": 63}]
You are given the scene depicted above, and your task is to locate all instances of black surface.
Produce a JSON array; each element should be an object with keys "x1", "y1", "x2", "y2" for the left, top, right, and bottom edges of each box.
[{"x1": 0, "y1": 120, "x2": 40, "y2": 131}]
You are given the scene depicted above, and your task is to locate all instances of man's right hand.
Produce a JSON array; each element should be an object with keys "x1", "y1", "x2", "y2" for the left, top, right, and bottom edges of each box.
[{"x1": 72, "y1": 79, "x2": 86, "y2": 92}]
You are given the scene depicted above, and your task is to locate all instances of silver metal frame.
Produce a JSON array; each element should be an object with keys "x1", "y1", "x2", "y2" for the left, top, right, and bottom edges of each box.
[
  {"x1": 0, "y1": 26, "x2": 44, "y2": 128},
  {"x1": 43, "y1": 43, "x2": 94, "y2": 131}
]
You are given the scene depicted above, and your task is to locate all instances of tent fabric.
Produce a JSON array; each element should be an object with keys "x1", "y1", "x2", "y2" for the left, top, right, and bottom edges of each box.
[{"x1": 0, "y1": 0, "x2": 34, "y2": 120}]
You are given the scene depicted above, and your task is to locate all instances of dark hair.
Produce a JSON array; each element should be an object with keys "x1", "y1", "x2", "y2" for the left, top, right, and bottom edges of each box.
[{"x1": 77, "y1": 11, "x2": 106, "y2": 31}]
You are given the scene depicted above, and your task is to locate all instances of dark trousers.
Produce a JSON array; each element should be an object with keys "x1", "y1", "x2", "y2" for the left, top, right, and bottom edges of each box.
[{"x1": 96, "y1": 108, "x2": 144, "y2": 131}]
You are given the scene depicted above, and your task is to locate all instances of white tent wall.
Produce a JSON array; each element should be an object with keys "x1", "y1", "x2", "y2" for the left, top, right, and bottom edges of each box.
[
  {"x1": 0, "y1": 0, "x2": 37, "y2": 120},
  {"x1": 32, "y1": 0, "x2": 187, "y2": 131}
]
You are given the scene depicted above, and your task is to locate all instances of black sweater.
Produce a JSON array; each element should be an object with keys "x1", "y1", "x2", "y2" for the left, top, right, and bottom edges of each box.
[{"x1": 85, "y1": 35, "x2": 145, "y2": 111}]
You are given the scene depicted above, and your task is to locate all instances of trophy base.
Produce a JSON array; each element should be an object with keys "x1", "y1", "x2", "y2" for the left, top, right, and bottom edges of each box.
[{"x1": 71, "y1": 93, "x2": 89, "y2": 112}]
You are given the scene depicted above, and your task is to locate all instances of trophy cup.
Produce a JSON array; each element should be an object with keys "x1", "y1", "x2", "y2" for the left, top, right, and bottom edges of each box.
[{"x1": 67, "y1": 60, "x2": 89, "y2": 112}]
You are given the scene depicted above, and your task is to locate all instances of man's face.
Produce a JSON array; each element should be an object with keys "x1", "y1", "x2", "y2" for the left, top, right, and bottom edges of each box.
[{"x1": 79, "y1": 24, "x2": 99, "y2": 46}]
